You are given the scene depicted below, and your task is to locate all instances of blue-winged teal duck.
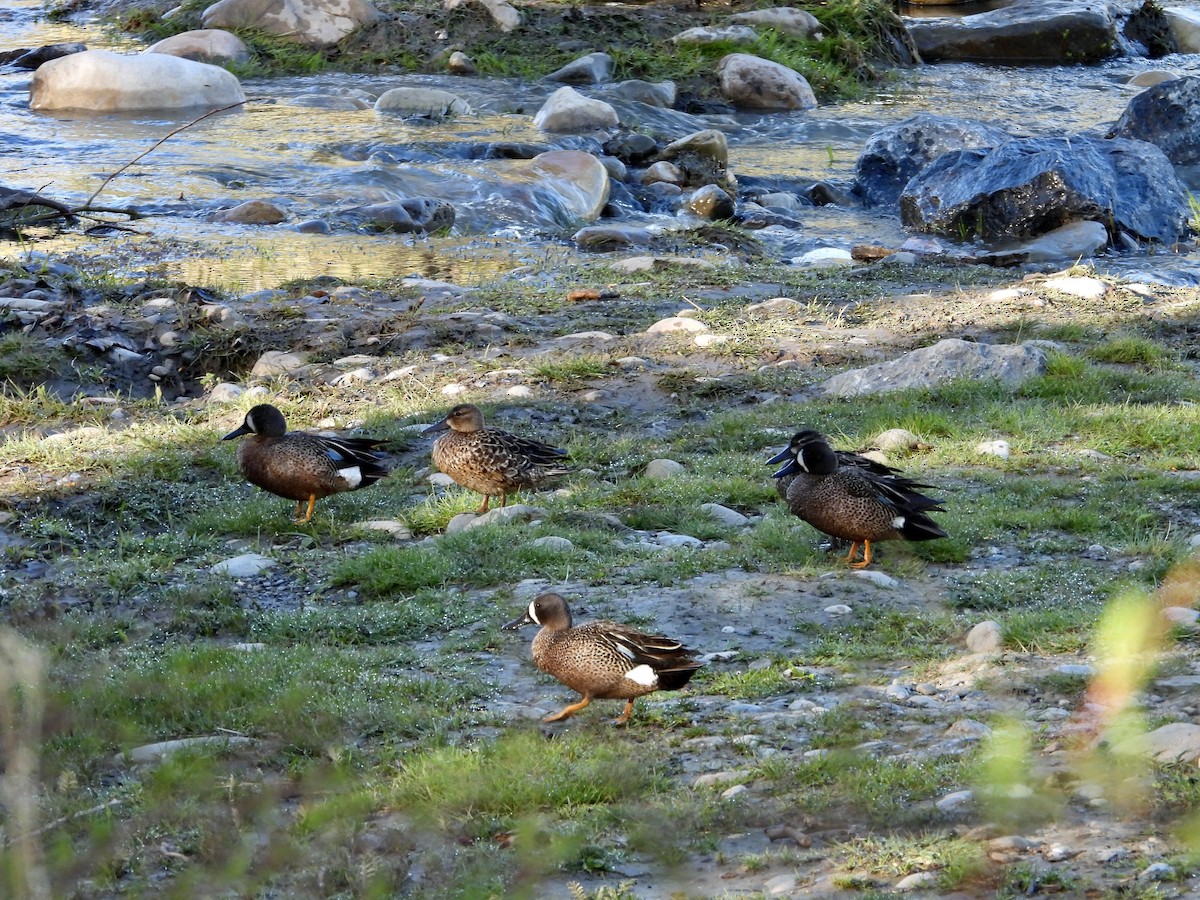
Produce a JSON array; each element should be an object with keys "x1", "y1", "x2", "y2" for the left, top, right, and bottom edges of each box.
[
  {"x1": 222, "y1": 404, "x2": 393, "y2": 524},
  {"x1": 503, "y1": 592, "x2": 703, "y2": 726},
  {"x1": 423, "y1": 404, "x2": 572, "y2": 514},
  {"x1": 768, "y1": 429, "x2": 947, "y2": 569}
]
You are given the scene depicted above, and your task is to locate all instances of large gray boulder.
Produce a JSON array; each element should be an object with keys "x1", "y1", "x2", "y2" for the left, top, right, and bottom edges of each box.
[
  {"x1": 820, "y1": 339, "x2": 1047, "y2": 399},
  {"x1": 905, "y1": 0, "x2": 1118, "y2": 64},
  {"x1": 143, "y1": 29, "x2": 251, "y2": 64},
  {"x1": 854, "y1": 114, "x2": 1009, "y2": 208},
  {"x1": 30, "y1": 49, "x2": 245, "y2": 111},
  {"x1": 1109, "y1": 75, "x2": 1200, "y2": 166},
  {"x1": 201, "y1": 0, "x2": 382, "y2": 49},
  {"x1": 900, "y1": 136, "x2": 1189, "y2": 245}
]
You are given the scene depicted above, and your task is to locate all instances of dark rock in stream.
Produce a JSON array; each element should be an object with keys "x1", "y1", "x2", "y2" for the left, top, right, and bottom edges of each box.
[
  {"x1": 0, "y1": 42, "x2": 87, "y2": 69},
  {"x1": 900, "y1": 135, "x2": 1189, "y2": 245},
  {"x1": 854, "y1": 113, "x2": 1010, "y2": 209},
  {"x1": 1109, "y1": 75, "x2": 1200, "y2": 166}
]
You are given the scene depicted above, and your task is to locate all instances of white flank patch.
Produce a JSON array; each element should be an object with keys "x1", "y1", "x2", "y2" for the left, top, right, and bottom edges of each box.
[
  {"x1": 337, "y1": 466, "x2": 364, "y2": 487},
  {"x1": 527, "y1": 600, "x2": 540, "y2": 625},
  {"x1": 892, "y1": 515, "x2": 906, "y2": 529},
  {"x1": 624, "y1": 664, "x2": 656, "y2": 687}
]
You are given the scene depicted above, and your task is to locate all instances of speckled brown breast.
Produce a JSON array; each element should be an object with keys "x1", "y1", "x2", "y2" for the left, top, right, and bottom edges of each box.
[
  {"x1": 784, "y1": 470, "x2": 903, "y2": 543},
  {"x1": 531, "y1": 623, "x2": 655, "y2": 701},
  {"x1": 432, "y1": 428, "x2": 566, "y2": 495}
]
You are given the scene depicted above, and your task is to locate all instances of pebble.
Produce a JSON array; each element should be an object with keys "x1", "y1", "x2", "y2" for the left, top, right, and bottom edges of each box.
[
  {"x1": 656, "y1": 532, "x2": 702, "y2": 548},
  {"x1": 935, "y1": 789, "x2": 974, "y2": 814},
  {"x1": 644, "y1": 458, "x2": 686, "y2": 478},
  {"x1": 211, "y1": 553, "x2": 276, "y2": 577},
  {"x1": 852, "y1": 569, "x2": 898, "y2": 588},
  {"x1": 529, "y1": 535, "x2": 574, "y2": 552},
  {"x1": 763, "y1": 873, "x2": 797, "y2": 895},
  {"x1": 354, "y1": 520, "x2": 414, "y2": 540},
  {"x1": 976, "y1": 439, "x2": 1011, "y2": 459},
  {"x1": 894, "y1": 871, "x2": 938, "y2": 892},
  {"x1": 721, "y1": 784, "x2": 747, "y2": 800},
  {"x1": 966, "y1": 620, "x2": 1003, "y2": 653},
  {"x1": 1044, "y1": 844, "x2": 1080, "y2": 862},
  {"x1": 693, "y1": 770, "x2": 752, "y2": 789},
  {"x1": 1137, "y1": 862, "x2": 1176, "y2": 882},
  {"x1": 823, "y1": 604, "x2": 852, "y2": 615}
]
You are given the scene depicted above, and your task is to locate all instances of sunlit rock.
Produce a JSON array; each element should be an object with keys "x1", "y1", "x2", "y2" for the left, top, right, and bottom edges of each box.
[
  {"x1": 661, "y1": 129, "x2": 730, "y2": 186},
  {"x1": 686, "y1": 183, "x2": 735, "y2": 219},
  {"x1": 644, "y1": 459, "x2": 686, "y2": 478},
  {"x1": 533, "y1": 86, "x2": 619, "y2": 132},
  {"x1": 1162, "y1": 7, "x2": 1200, "y2": 52},
  {"x1": 447, "y1": 50, "x2": 476, "y2": 75},
  {"x1": 250, "y1": 349, "x2": 309, "y2": 377},
  {"x1": 820, "y1": 339, "x2": 1047, "y2": 399},
  {"x1": 213, "y1": 199, "x2": 286, "y2": 224},
  {"x1": 1109, "y1": 75, "x2": 1200, "y2": 165},
  {"x1": 905, "y1": 0, "x2": 1118, "y2": 64},
  {"x1": 201, "y1": 0, "x2": 382, "y2": 49},
  {"x1": 144, "y1": 29, "x2": 250, "y2": 64},
  {"x1": 728, "y1": 8, "x2": 820, "y2": 39},
  {"x1": 641, "y1": 160, "x2": 684, "y2": 187},
  {"x1": 29, "y1": 49, "x2": 244, "y2": 111},
  {"x1": 375, "y1": 86, "x2": 471, "y2": 117},
  {"x1": 444, "y1": 0, "x2": 520, "y2": 33},
  {"x1": 528, "y1": 150, "x2": 610, "y2": 222},
  {"x1": 544, "y1": 51, "x2": 614, "y2": 85},
  {"x1": 716, "y1": 53, "x2": 816, "y2": 110},
  {"x1": 671, "y1": 25, "x2": 758, "y2": 45}
]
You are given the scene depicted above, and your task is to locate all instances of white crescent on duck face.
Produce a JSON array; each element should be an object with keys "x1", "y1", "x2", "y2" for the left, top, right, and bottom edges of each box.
[
  {"x1": 222, "y1": 404, "x2": 393, "y2": 524},
  {"x1": 768, "y1": 429, "x2": 947, "y2": 569}
]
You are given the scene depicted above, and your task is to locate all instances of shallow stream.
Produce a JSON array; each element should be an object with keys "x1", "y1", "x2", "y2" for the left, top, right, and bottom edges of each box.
[{"x1": 3, "y1": 0, "x2": 1200, "y2": 290}]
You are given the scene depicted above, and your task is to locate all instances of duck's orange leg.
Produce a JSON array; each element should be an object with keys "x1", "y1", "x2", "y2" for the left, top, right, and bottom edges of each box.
[
  {"x1": 543, "y1": 695, "x2": 591, "y2": 723},
  {"x1": 848, "y1": 540, "x2": 874, "y2": 569},
  {"x1": 294, "y1": 495, "x2": 317, "y2": 525},
  {"x1": 475, "y1": 494, "x2": 491, "y2": 514},
  {"x1": 844, "y1": 541, "x2": 861, "y2": 566},
  {"x1": 613, "y1": 699, "x2": 636, "y2": 726}
]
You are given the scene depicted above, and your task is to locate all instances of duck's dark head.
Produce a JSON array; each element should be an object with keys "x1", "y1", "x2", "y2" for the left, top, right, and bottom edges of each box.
[
  {"x1": 502, "y1": 592, "x2": 573, "y2": 632},
  {"x1": 768, "y1": 429, "x2": 838, "y2": 478},
  {"x1": 422, "y1": 403, "x2": 485, "y2": 436},
  {"x1": 222, "y1": 404, "x2": 288, "y2": 441}
]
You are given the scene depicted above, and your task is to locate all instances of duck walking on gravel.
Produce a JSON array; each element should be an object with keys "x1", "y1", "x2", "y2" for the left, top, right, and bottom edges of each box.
[
  {"x1": 503, "y1": 592, "x2": 703, "y2": 726},
  {"x1": 422, "y1": 403, "x2": 572, "y2": 514},
  {"x1": 222, "y1": 404, "x2": 393, "y2": 524},
  {"x1": 768, "y1": 429, "x2": 947, "y2": 569}
]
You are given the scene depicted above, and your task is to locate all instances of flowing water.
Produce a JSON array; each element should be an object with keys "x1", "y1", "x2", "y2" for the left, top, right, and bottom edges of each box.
[{"x1": 3, "y1": 0, "x2": 1200, "y2": 290}]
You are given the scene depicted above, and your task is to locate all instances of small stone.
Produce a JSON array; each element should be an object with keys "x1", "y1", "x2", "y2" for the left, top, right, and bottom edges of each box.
[
  {"x1": 444, "y1": 512, "x2": 477, "y2": 534},
  {"x1": 721, "y1": 784, "x2": 747, "y2": 800},
  {"x1": 529, "y1": 535, "x2": 574, "y2": 552},
  {"x1": 895, "y1": 871, "x2": 939, "y2": 892},
  {"x1": 354, "y1": 520, "x2": 413, "y2": 539},
  {"x1": 824, "y1": 604, "x2": 852, "y2": 616},
  {"x1": 646, "y1": 316, "x2": 709, "y2": 335},
  {"x1": 976, "y1": 439, "x2": 1011, "y2": 459},
  {"x1": 208, "y1": 383, "x2": 244, "y2": 402},
  {"x1": 466, "y1": 504, "x2": 546, "y2": 529},
  {"x1": 1055, "y1": 663, "x2": 1095, "y2": 677},
  {"x1": 1161, "y1": 606, "x2": 1200, "y2": 627},
  {"x1": 966, "y1": 620, "x2": 1003, "y2": 654},
  {"x1": 656, "y1": 532, "x2": 702, "y2": 548},
  {"x1": 116, "y1": 735, "x2": 255, "y2": 765},
  {"x1": 935, "y1": 789, "x2": 974, "y2": 814},
  {"x1": 693, "y1": 770, "x2": 752, "y2": 789},
  {"x1": 852, "y1": 569, "x2": 898, "y2": 588},
  {"x1": 699, "y1": 502, "x2": 749, "y2": 527},
  {"x1": 1137, "y1": 862, "x2": 1176, "y2": 882},
  {"x1": 1044, "y1": 844, "x2": 1081, "y2": 862},
  {"x1": 885, "y1": 684, "x2": 911, "y2": 701},
  {"x1": 210, "y1": 553, "x2": 275, "y2": 577},
  {"x1": 763, "y1": 873, "x2": 797, "y2": 895},
  {"x1": 232, "y1": 642, "x2": 266, "y2": 652},
  {"x1": 644, "y1": 458, "x2": 686, "y2": 479}
]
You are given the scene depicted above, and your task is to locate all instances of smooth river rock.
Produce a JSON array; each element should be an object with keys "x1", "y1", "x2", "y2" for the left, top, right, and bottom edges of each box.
[
  {"x1": 717, "y1": 53, "x2": 817, "y2": 110},
  {"x1": 201, "y1": 0, "x2": 382, "y2": 49},
  {"x1": 30, "y1": 49, "x2": 245, "y2": 111},
  {"x1": 143, "y1": 29, "x2": 251, "y2": 64}
]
